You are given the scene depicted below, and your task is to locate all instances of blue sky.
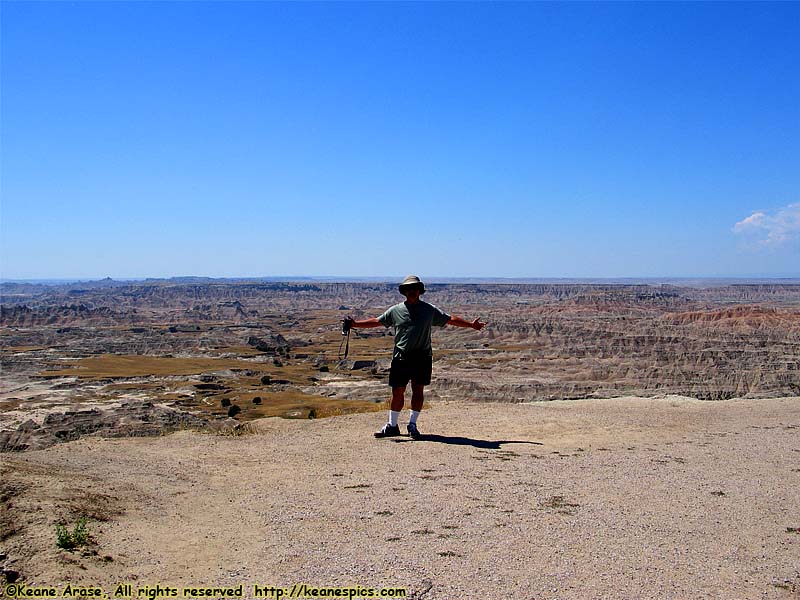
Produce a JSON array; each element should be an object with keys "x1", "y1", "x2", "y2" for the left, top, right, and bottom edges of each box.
[{"x1": 1, "y1": 1, "x2": 798, "y2": 279}]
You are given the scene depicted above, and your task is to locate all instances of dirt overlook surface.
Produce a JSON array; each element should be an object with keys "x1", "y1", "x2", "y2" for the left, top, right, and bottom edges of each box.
[{"x1": 1, "y1": 397, "x2": 799, "y2": 599}]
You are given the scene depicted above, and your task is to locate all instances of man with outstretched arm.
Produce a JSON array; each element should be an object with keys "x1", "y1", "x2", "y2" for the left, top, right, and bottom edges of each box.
[{"x1": 345, "y1": 275, "x2": 486, "y2": 439}]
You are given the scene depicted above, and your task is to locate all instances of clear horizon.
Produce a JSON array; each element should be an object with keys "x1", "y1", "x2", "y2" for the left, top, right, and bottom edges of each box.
[
  {"x1": 4, "y1": 274, "x2": 800, "y2": 285},
  {"x1": 2, "y1": 2, "x2": 798, "y2": 280}
]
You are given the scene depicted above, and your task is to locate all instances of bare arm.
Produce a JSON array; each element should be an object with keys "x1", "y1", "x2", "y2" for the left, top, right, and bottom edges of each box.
[
  {"x1": 350, "y1": 317, "x2": 383, "y2": 329},
  {"x1": 447, "y1": 316, "x2": 486, "y2": 331}
]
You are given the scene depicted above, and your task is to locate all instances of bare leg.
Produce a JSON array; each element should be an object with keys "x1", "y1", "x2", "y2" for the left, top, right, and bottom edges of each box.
[
  {"x1": 391, "y1": 386, "x2": 406, "y2": 412},
  {"x1": 410, "y1": 383, "x2": 424, "y2": 412}
]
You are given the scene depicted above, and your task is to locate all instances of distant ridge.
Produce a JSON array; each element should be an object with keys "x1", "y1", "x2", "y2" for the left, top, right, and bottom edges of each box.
[{"x1": 2, "y1": 276, "x2": 800, "y2": 288}]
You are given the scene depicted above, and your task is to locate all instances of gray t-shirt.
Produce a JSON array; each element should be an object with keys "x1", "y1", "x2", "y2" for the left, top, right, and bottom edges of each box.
[{"x1": 378, "y1": 300, "x2": 451, "y2": 358}]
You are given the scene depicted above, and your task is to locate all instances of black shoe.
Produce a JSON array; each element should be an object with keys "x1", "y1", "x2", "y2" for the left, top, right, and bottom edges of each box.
[
  {"x1": 374, "y1": 423, "x2": 401, "y2": 438},
  {"x1": 407, "y1": 423, "x2": 421, "y2": 440}
]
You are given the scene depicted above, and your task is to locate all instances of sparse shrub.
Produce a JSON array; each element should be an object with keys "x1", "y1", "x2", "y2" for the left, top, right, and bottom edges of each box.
[
  {"x1": 227, "y1": 405, "x2": 241, "y2": 418},
  {"x1": 221, "y1": 398, "x2": 231, "y2": 407},
  {"x1": 261, "y1": 375, "x2": 272, "y2": 384},
  {"x1": 56, "y1": 516, "x2": 89, "y2": 550},
  {"x1": 252, "y1": 396, "x2": 262, "y2": 404},
  {"x1": 72, "y1": 517, "x2": 88, "y2": 545},
  {"x1": 55, "y1": 523, "x2": 71, "y2": 549},
  {"x1": 319, "y1": 365, "x2": 329, "y2": 372}
]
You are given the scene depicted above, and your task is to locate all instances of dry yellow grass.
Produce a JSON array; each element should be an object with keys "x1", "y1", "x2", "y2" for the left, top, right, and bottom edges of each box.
[
  {"x1": 195, "y1": 388, "x2": 384, "y2": 420},
  {"x1": 38, "y1": 355, "x2": 271, "y2": 380},
  {"x1": 33, "y1": 352, "x2": 385, "y2": 421},
  {"x1": 23, "y1": 324, "x2": 395, "y2": 422},
  {"x1": 1, "y1": 346, "x2": 50, "y2": 353},
  {"x1": 211, "y1": 345, "x2": 265, "y2": 356}
]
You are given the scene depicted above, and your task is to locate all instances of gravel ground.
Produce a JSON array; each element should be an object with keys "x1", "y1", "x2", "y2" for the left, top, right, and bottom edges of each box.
[{"x1": 2, "y1": 396, "x2": 799, "y2": 599}]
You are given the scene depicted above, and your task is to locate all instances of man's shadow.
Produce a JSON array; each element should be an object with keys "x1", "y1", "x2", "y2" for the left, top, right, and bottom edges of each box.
[{"x1": 392, "y1": 435, "x2": 542, "y2": 449}]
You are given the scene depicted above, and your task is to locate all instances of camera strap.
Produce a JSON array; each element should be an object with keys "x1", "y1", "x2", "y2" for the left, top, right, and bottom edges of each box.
[{"x1": 338, "y1": 327, "x2": 350, "y2": 359}]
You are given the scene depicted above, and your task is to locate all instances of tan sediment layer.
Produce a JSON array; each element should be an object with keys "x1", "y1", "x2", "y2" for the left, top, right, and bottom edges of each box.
[{"x1": 2, "y1": 396, "x2": 799, "y2": 599}]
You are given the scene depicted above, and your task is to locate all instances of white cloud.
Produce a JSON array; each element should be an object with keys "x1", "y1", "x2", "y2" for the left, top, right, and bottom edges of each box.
[
  {"x1": 733, "y1": 203, "x2": 800, "y2": 245},
  {"x1": 733, "y1": 211, "x2": 766, "y2": 232}
]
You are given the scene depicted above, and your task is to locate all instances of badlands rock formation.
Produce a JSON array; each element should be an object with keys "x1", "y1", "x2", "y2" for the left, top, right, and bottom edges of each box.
[{"x1": 1, "y1": 279, "x2": 799, "y2": 449}]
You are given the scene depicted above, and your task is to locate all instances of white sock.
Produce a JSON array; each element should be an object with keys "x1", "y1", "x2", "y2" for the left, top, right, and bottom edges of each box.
[
  {"x1": 409, "y1": 410, "x2": 420, "y2": 425},
  {"x1": 389, "y1": 410, "x2": 400, "y2": 427}
]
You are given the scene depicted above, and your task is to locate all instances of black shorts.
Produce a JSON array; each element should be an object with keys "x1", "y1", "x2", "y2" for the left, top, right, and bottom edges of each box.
[{"x1": 388, "y1": 353, "x2": 433, "y2": 388}]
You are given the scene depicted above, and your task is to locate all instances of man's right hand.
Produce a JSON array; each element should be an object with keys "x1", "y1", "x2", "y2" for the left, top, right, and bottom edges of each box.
[{"x1": 342, "y1": 317, "x2": 355, "y2": 333}]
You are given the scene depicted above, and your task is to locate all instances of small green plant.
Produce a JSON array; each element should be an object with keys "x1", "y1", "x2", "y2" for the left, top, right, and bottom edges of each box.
[{"x1": 55, "y1": 516, "x2": 89, "y2": 550}]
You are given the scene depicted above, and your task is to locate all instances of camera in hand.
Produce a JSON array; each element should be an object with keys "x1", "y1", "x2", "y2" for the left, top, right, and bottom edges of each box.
[{"x1": 342, "y1": 317, "x2": 354, "y2": 335}]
